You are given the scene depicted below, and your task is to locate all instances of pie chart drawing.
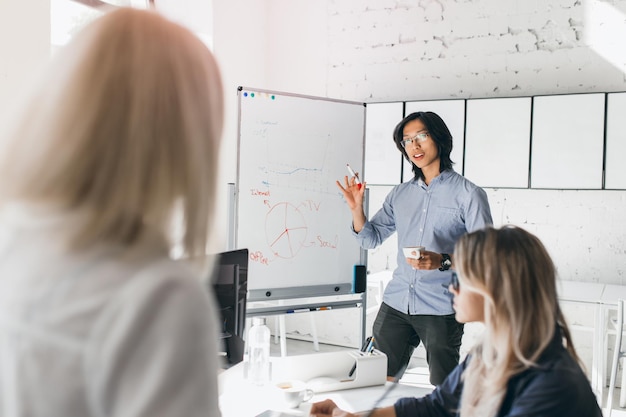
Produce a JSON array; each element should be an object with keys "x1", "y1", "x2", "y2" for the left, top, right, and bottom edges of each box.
[{"x1": 265, "y1": 202, "x2": 308, "y2": 259}]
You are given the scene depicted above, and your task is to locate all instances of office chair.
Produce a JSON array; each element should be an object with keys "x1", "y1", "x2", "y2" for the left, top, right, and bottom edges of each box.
[
  {"x1": 274, "y1": 313, "x2": 319, "y2": 357},
  {"x1": 366, "y1": 270, "x2": 392, "y2": 316},
  {"x1": 607, "y1": 298, "x2": 626, "y2": 416}
]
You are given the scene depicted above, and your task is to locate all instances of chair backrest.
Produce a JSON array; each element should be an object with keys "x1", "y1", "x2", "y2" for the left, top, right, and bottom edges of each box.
[
  {"x1": 607, "y1": 299, "x2": 625, "y2": 417},
  {"x1": 211, "y1": 248, "x2": 249, "y2": 367}
]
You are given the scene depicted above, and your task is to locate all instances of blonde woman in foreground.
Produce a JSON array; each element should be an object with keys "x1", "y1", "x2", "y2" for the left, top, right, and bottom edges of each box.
[
  {"x1": 311, "y1": 226, "x2": 601, "y2": 417},
  {"x1": 0, "y1": 7, "x2": 223, "y2": 417}
]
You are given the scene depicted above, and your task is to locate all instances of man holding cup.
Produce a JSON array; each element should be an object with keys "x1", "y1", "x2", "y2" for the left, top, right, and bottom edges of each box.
[{"x1": 337, "y1": 111, "x2": 492, "y2": 385}]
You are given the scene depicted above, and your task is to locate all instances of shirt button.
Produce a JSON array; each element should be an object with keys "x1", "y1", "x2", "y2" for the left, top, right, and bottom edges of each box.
[{"x1": 423, "y1": 209, "x2": 426, "y2": 212}]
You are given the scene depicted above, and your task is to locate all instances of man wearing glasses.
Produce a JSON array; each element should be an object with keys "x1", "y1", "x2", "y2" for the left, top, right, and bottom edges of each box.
[{"x1": 337, "y1": 111, "x2": 492, "y2": 385}]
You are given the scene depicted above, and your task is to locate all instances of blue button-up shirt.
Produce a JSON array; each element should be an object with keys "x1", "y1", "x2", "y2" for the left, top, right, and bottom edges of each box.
[{"x1": 354, "y1": 170, "x2": 492, "y2": 315}]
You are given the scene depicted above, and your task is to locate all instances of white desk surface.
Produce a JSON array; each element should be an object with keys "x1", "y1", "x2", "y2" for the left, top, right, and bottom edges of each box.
[
  {"x1": 600, "y1": 284, "x2": 626, "y2": 305},
  {"x1": 555, "y1": 279, "x2": 626, "y2": 408},
  {"x1": 219, "y1": 362, "x2": 433, "y2": 417},
  {"x1": 556, "y1": 279, "x2": 626, "y2": 306},
  {"x1": 557, "y1": 279, "x2": 605, "y2": 303}
]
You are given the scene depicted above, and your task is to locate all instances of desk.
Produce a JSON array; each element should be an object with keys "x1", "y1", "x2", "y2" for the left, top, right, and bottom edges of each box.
[
  {"x1": 557, "y1": 280, "x2": 607, "y2": 400},
  {"x1": 557, "y1": 279, "x2": 626, "y2": 406},
  {"x1": 558, "y1": 280, "x2": 605, "y2": 303},
  {"x1": 219, "y1": 361, "x2": 433, "y2": 417}
]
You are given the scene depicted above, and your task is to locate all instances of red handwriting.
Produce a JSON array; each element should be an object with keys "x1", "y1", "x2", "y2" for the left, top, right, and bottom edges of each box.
[
  {"x1": 250, "y1": 250, "x2": 270, "y2": 265},
  {"x1": 251, "y1": 189, "x2": 270, "y2": 196},
  {"x1": 302, "y1": 199, "x2": 321, "y2": 211},
  {"x1": 317, "y1": 235, "x2": 338, "y2": 249}
]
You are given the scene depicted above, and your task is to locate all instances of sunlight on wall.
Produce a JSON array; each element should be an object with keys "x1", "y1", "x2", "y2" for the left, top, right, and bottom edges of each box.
[
  {"x1": 51, "y1": 0, "x2": 212, "y2": 51},
  {"x1": 50, "y1": 0, "x2": 102, "y2": 49},
  {"x1": 154, "y1": 0, "x2": 213, "y2": 49},
  {"x1": 585, "y1": 0, "x2": 626, "y2": 75}
]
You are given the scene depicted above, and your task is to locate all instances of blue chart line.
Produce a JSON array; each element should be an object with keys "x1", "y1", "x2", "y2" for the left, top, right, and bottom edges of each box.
[
  {"x1": 272, "y1": 167, "x2": 323, "y2": 176},
  {"x1": 261, "y1": 163, "x2": 332, "y2": 194},
  {"x1": 258, "y1": 131, "x2": 337, "y2": 195}
]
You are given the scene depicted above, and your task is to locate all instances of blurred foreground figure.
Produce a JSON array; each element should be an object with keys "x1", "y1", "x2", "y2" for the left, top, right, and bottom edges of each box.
[{"x1": 0, "y1": 7, "x2": 224, "y2": 417}]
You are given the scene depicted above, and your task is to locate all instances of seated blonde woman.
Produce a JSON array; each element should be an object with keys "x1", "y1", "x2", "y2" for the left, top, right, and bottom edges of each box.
[
  {"x1": 311, "y1": 226, "x2": 602, "y2": 417},
  {"x1": 0, "y1": 7, "x2": 223, "y2": 417}
]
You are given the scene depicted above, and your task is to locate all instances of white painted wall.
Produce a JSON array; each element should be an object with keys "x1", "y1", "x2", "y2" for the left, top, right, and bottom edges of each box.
[
  {"x1": 155, "y1": 0, "x2": 212, "y2": 37},
  {"x1": 0, "y1": 0, "x2": 50, "y2": 121},
  {"x1": 211, "y1": 1, "x2": 269, "y2": 251},
  {"x1": 210, "y1": 0, "x2": 330, "y2": 251}
]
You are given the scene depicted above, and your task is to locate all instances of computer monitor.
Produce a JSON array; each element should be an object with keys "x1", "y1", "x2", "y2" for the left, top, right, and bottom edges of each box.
[{"x1": 211, "y1": 248, "x2": 248, "y2": 367}]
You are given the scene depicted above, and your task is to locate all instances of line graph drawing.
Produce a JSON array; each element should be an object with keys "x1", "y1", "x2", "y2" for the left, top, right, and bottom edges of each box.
[{"x1": 255, "y1": 126, "x2": 338, "y2": 195}]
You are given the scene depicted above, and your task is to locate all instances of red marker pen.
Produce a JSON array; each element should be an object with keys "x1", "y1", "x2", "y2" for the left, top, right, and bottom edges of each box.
[{"x1": 346, "y1": 164, "x2": 362, "y2": 189}]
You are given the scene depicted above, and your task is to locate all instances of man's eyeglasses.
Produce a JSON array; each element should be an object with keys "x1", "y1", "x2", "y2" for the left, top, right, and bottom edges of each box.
[
  {"x1": 449, "y1": 272, "x2": 460, "y2": 292},
  {"x1": 401, "y1": 132, "x2": 429, "y2": 148}
]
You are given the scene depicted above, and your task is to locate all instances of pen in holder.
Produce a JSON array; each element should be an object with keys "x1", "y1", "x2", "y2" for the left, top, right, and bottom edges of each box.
[{"x1": 349, "y1": 336, "x2": 375, "y2": 377}]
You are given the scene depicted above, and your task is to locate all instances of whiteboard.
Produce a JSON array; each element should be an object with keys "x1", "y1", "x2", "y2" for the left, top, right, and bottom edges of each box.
[
  {"x1": 464, "y1": 97, "x2": 532, "y2": 188},
  {"x1": 606, "y1": 93, "x2": 626, "y2": 189},
  {"x1": 364, "y1": 102, "x2": 404, "y2": 185},
  {"x1": 236, "y1": 88, "x2": 366, "y2": 300},
  {"x1": 531, "y1": 94, "x2": 605, "y2": 189},
  {"x1": 403, "y1": 100, "x2": 466, "y2": 181}
]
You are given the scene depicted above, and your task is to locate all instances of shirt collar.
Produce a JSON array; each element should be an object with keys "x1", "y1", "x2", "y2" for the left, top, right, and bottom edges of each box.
[{"x1": 415, "y1": 169, "x2": 454, "y2": 188}]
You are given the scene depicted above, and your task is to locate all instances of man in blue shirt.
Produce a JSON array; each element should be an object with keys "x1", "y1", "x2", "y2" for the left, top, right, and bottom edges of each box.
[{"x1": 337, "y1": 111, "x2": 492, "y2": 385}]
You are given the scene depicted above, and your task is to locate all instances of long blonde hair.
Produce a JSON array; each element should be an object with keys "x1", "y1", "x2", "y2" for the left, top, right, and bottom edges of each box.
[
  {"x1": 455, "y1": 226, "x2": 579, "y2": 417},
  {"x1": 0, "y1": 8, "x2": 223, "y2": 256}
]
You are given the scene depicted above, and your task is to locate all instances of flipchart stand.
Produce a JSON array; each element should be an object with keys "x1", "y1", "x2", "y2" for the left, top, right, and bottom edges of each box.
[{"x1": 227, "y1": 183, "x2": 371, "y2": 350}]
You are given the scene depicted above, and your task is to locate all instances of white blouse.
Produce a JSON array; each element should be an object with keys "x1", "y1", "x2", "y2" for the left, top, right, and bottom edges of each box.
[{"x1": 0, "y1": 205, "x2": 221, "y2": 417}]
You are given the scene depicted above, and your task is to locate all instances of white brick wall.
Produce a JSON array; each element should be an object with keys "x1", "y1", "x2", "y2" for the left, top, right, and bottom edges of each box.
[{"x1": 326, "y1": 0, "x2": 626, "y2": 102}]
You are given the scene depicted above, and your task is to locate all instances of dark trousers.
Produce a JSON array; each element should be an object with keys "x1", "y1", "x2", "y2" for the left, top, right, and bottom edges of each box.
[{"x1": 372, "y1": 302, "x2": 464, "y2": 385}]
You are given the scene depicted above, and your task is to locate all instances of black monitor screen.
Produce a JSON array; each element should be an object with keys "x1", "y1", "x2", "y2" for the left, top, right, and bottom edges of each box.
[{"x1": 211, "y1": 248, "x2": 248, "y2": 366}]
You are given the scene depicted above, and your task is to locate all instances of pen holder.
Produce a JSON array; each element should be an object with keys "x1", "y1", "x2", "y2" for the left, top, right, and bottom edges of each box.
[
  {"x1": 347, "y1": 349, "x2": 387, "y2": 382},
  {"x1": 270, "y1": 349, "x2": 387, "y2": 393}
]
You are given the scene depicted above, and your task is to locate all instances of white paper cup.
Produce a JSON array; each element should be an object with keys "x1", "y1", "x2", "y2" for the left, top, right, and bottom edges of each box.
[
  {"x1": 402, "y1": 246, "x2": 425, "y2": 259},
  {"x1": 274, "y1": 380, "x2": 314, "y2": 408}
]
